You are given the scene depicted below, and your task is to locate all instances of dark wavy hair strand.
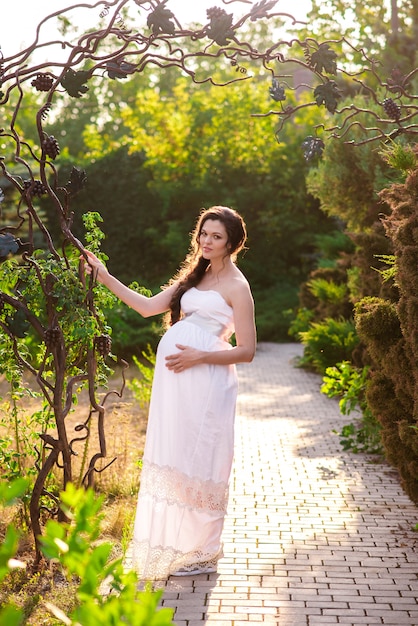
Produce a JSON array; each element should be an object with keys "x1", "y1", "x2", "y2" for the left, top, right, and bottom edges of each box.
[{"x1": 165, "y1": 206, "x2": 247, "y2": 327}]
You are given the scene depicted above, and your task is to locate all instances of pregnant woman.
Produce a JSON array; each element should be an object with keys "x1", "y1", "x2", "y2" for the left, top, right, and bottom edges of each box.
[{"x1": 83, "y1": 205, "x2": 256, "y2": 580}]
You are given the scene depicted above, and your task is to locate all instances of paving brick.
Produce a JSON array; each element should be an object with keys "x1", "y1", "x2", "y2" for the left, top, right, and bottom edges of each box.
[
  {"x1": 336, "y1": 618, "x2": 382, "y2": 625},
  {"x1": 308, "y1": 618, "x2": 339, "y2": 624},
  {"x1": 133, "y1": 343, "x2": 418, "y2": 625}
]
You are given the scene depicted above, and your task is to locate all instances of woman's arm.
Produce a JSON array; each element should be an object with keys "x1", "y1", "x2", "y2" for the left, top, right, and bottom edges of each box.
[
  {"x1": 165, "y1": 280, "x2": 256, "y2": 372},
  {"x1": 82, "y1": 250, "x2": 176, "y2": 318}
]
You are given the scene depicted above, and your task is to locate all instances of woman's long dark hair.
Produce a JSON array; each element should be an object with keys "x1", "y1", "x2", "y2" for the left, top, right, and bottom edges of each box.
[{"x1": 165, "y1": 206, "x2": 247, "y2": 326}]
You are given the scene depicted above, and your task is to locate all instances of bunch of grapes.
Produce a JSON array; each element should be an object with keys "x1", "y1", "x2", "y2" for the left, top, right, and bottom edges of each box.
[
  {"x1": 206, "y1": 7, "x2": 226, "y2": 19},
  {"x1": 22, "y1": 179, "x2": 47, "y2": 197},
  {"x1": 44, "y1": 327, "x2": 61, "y2": 349},
  {"x1": 42, "y1": 135, "x2": 60, "y2": 159},
  {"x1": 269, "y1": 78, "x2": 286, "y2": 102},
  {"x1": 301, "y1": 136, "x2": 325, "y2": 161},
  {"x1": 0, "y1": 294, "x2": 5, "y2": 314},
  {"x1": 31, "y1": 73, "x2": 54, "y2": 92},
  {"x1": 382, "y1": 98, "x2": 401, "y2": 121},
  {"x1": 94, "y1": 334, "x2": 112, "y2": 357}
]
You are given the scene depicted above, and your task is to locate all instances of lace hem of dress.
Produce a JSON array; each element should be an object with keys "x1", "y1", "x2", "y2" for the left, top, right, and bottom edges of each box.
[
  {"x1": 130, "y1": 538, "x2": 223, "y2": 580},
  {"x1": 139, "y1": 459, "x2": 229, "y2": 515}
]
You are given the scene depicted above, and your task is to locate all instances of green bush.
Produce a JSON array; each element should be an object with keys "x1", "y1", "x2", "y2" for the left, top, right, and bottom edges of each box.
[
  {"x1": 105, "y1": 297, "x2": 162, "y2": 360},
  {"x1": 307, "y1": 277, "x2": 348, "y2": 305},
  {"x1": 355, "y1": 294, "x2": 418, "y2": 501},
  {"x1": 127, "y1": 346, "x2": 156, "y2": 409},
  {"x1": 313, "y1": 230, "x2": 355, "y2": 263},
  {"x1": 298, "y1": 317, "x2": 360, "y2": 373},
  {"x1": 0, "y1": 481, "x2": 175, "y2": 626},
  {"x1": 288, "y1": 307, "x2": 315, "y2": 338},
  {"x1": 321, "y1": 361, "x2": 383, "y2": 454},
  {"x1": 298, "y1": 266, "x2": 353, "y2": 321},
  {"x1": 253, "y1": 282, "x2": 300, "y2": 342},
  {"x1": 0, "y1": 479, "x2": 30, "y2": 626},
  {"x1": 41, "y1": 484, "x2": 175, "y2": 626}
]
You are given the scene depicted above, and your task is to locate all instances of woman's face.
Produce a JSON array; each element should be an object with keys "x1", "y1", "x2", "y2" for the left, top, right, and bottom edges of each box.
[{"x1": 199, "y1": 219, "x2": 229, "y2": 261}]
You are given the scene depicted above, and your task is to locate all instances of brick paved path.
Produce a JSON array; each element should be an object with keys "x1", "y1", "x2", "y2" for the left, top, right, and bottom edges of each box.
[{"x1": 158, "y1": 342, "x2": 418, "y2": 626}]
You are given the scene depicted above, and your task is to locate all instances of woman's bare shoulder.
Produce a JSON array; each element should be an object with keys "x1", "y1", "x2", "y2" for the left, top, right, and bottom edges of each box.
[{"x1": 229, "y1": 269, "x2": 253, "y2": 298}]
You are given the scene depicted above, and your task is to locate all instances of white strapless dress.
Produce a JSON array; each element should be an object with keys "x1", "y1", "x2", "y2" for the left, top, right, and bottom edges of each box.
[{"x1": 131, "y1": 287, "x2": 238, "y2": 579}]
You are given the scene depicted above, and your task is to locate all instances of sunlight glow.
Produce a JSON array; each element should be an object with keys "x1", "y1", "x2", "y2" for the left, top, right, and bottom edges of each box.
[{"x1": 0, "y1": 0, "x2": 312, "y2": 57}]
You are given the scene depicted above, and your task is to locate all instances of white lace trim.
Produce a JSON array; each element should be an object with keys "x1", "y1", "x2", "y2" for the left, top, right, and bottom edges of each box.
[
  {"x1": 139, "y1": 459, "x2": 229, "y2": 515},
  {"x1": 130, "y1": 539, "x2": 223, "y2": 580}
]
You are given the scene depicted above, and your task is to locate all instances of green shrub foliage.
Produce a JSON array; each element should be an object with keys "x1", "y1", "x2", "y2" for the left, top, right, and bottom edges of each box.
[
  {"x1": 321, "y1": 361, "x2": 383, "y2": 454},
  {"x1": 127, "y1": 346, "x2": 156, "y2": 409},
  {"x1": 354, "y1": 160, "x2": 418, "y2": 502},
  {"x1": 298, "y1": 317, "x2": 360, "y2": 373},
  {"x1": 0, "y1": 481, "x2": 175, "y2": 626},
  {"x1": 298, "y1": 266, "x2": 353, "y2": 322},
  {"x1": 0, "y1": 479, "x2": 29, "y2": 626}
]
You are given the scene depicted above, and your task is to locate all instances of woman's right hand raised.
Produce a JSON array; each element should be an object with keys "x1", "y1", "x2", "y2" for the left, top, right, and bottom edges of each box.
[{"x1": 81, "y1": 249, "x2": 109, "y2": 284}]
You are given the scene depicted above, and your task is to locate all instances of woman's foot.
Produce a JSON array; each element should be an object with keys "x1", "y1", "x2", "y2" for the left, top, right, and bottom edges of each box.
[{"x1": 171, "y1": 564, "x2": 217, "y2": 576}]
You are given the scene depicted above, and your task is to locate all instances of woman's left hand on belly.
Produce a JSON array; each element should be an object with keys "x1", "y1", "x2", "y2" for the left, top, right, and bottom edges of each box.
[{"x1": 165, "y1": 344, "x2": 203, "y2": 373}]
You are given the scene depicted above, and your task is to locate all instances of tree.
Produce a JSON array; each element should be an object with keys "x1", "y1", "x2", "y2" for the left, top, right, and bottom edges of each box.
[
  {"x1": 305, "y1": 0, "x2": 418, "y2": 73},
  {"x1": 57, "y1": 71, "x2": 335, "y2": 342},
  {"x1": 253, "y1": 0, "x2": 418, "y2": 150},
  {"x1": 285, "y1": 0, "x2": 418, "y2": 499}
]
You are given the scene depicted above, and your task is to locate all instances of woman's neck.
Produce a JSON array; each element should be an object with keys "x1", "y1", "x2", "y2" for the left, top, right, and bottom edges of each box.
[{"x1": 207, "y1": 257, "x2": 233, "y2": 276}]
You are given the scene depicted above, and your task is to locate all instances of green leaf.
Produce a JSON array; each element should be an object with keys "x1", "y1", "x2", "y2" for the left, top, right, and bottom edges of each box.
[
  {"x1": 0, "y1": 478, "x2": 30, "y2": 506},
  {"x1": 0, "y1": 526, "x2": 21, "y2": 581},
  {"x1": 77, "y1": 543, "x2": 114, "y2": 596},
  {"x1": 0, "y1": 604, "x2": 24, "y2": 626},
  {"x1": 40, "y1": 520, "x2": 67, "y2": 560},
  {"x1": 6, "y1": 309, "x2": 30, "y2": 338}
]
